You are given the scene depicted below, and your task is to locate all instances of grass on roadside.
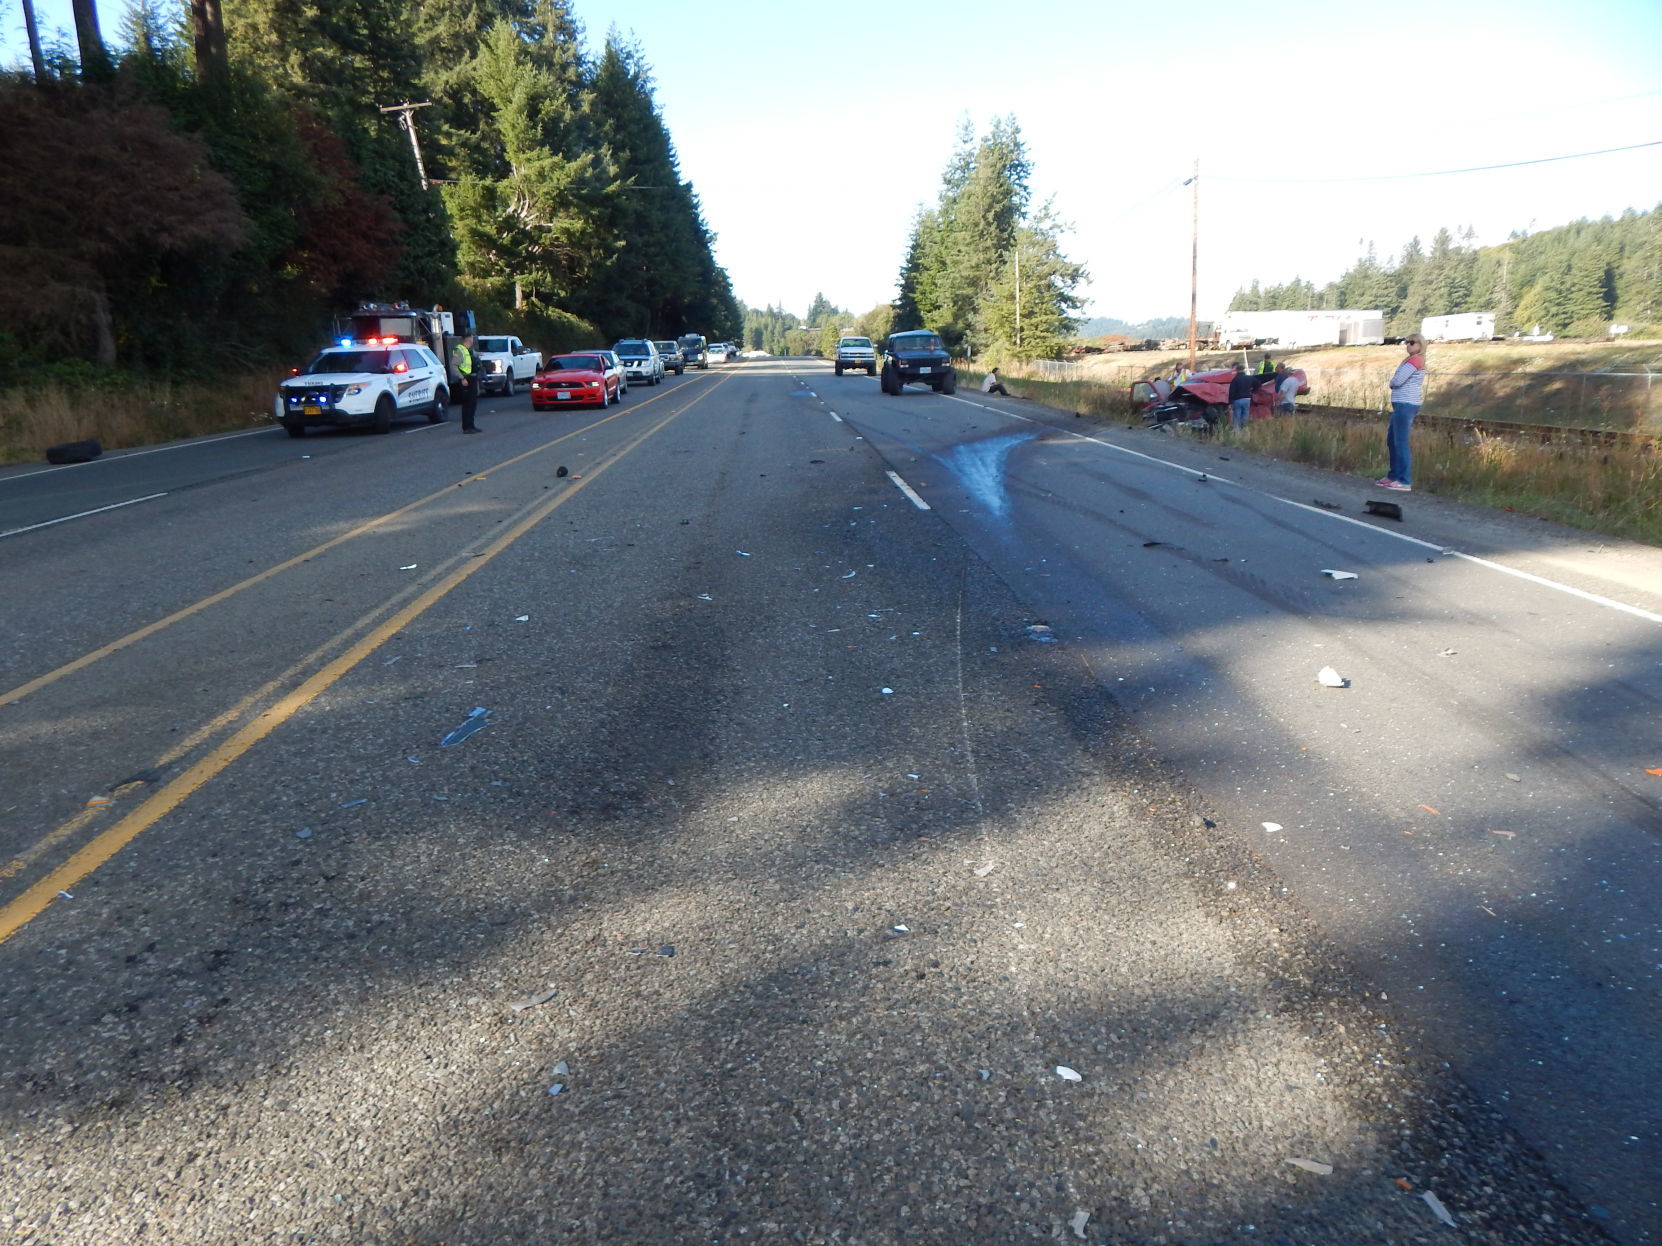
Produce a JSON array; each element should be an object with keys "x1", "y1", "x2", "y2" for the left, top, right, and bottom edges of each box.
[
  {"x1": 1214, "y1": 413, "x2": 1662, "y2": 546},
  {"x1": 988, "y1": 370, "x2": 1662, "y2": 547},
  {"x1": 0, "y1": 374, "x2": 278, "y2": 465}
]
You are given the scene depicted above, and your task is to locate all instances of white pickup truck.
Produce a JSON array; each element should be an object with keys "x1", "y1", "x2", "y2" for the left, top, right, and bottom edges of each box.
[
  {"x1": 475, "y1": 335, "x2": 542, "y2": 396},
  {"x1": 833, "y1": 335, "x2": 877, "y2": 376}
]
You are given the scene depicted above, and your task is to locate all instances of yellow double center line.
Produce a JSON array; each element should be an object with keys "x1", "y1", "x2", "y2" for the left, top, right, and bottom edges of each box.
[{"x1": 0, "y1": 376, "x2": 729, "y2": 944}]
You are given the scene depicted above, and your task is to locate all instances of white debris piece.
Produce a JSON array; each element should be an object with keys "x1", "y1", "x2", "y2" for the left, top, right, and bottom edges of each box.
[
  {"x1": 973, "y1": 862, "x2": 997, "y2": 878},
  {"x1": 1320, "y1": 569, "x2": 1359, "y2": 580},
  {"x1": 1069, "y1": 1209, "x2": 1090, "y2": 1239},
  {"x1": 1262, "y1": 822, "x2": 1283, "y2": 833},
  {"x1": 1055, "y1": 1066, "x2": 1082, "y2": 1082},
  {"x1": 509, "y1": 988, "x2": 558, "y2": 1013},
  {"x1": 1317, "y1": 666, "x2": 1349, "y2": 688},
  {"x1": 1422, "y1": 1191, "x2": 1457, "y2": 1227},
  {"x1": 1286, "y1": 1158, "x2": 1333, "y2": 1175}
]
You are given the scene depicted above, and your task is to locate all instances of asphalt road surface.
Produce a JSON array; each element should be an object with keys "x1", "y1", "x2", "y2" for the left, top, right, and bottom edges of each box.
[{"x1": 0, "y1": 359, "x2": 1656, "y2": 1245}]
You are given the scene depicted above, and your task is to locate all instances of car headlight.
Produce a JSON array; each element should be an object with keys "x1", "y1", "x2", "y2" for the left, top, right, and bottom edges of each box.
[{"x1": 343, "y1": 385, "x2": 364, "y2": 396}]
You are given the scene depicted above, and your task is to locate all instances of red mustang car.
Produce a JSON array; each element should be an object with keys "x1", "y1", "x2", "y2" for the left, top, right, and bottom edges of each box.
[{"x1": 531, "y1": 353, "x2": 620, "y2": 409}]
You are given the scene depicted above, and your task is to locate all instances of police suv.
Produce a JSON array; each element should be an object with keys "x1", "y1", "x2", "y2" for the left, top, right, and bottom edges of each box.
[{"x1": 275, "y1": 339, "x2": 449, "y2": 437}]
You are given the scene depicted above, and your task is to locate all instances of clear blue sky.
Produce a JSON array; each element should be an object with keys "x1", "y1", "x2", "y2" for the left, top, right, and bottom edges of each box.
[{"x1": 6, "y1": 0, "x2": 1661, "y2": 323}]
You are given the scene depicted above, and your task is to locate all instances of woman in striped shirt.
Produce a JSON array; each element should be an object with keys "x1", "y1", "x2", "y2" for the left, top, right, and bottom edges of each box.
[{"x1": 1378, "y1": 335, "x2": 1426, "y2": 491}]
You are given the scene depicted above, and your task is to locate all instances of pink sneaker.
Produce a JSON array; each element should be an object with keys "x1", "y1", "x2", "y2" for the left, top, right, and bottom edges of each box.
[
  {"x1": 1380, "y1": 479, "x2": 1412, "y2": 491},
  {"x1": 1373, "y1": 476, "x2": 1395, "y2": 487}
]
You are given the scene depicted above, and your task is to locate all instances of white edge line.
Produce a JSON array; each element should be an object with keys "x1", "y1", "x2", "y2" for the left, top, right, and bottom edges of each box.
[
  {"x1": 1, "y1": 427, "x2": 272, "y2": 483},
  {"x1": 939, "y1": 394, "x2": 1662, "y2": 626},
  {"x1": 885, "y1": 470, "x2": 931, "y2": 510},
  {"x1": 0, "y1": 492, "x2": 169, "y2": 539},
  {"x1": 829, "y1": 411, "x2": 844, "y2": 423}
]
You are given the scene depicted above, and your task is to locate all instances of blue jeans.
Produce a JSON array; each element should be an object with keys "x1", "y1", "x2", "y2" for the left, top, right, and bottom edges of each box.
[
  {"x1": 1230, "y1": 397, "x2": 1251, "y2": 428},
  {"x1": 1387, "y1": 402, "x2": 1419, "y2": 484}
]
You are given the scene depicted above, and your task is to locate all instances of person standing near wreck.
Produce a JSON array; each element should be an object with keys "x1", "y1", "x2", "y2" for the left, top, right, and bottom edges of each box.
[{"x1": 1378, "y1": 334, "x2": 1425, "y2": 491}]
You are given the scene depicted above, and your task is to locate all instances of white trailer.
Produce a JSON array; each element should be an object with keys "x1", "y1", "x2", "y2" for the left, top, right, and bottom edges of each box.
[
  {"x1": 1421, "y1": 312, "x2": 1495, "y2": 342},
  {"x1": 1216, "y1": 309, "x2": 1385, "y2": 349}
]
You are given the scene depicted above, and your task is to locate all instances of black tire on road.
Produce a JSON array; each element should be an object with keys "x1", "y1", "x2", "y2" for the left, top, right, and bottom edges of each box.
[
  {"x1": 282, "y1": 420, "x2": 305, "y2": 439},
  {"x1": 942, "y1": 368, "x2": 957, "y2": 395},
  {"x1": 503, "y1": 373, "x2": 515, "y2": 397},
  {"x1": 373, "y1": 395, "x2": 394, "y2": 434},
  {"x1": 866, "y1": 364, "x2": 876, "y2": 376},
  {"x1": 428, "y1": 387, "x2": 448, "y2": 423},
  {"x1": 45, "y1": 438, "x2": 103, "y2": 463},
  {"x1": 835, "y1": 363, "x2": 843, "y2": 376}
]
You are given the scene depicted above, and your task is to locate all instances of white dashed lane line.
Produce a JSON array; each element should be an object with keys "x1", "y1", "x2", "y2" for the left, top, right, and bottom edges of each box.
[{"x1": 885, "y1": 470, "x2": 931, "y2": 511}]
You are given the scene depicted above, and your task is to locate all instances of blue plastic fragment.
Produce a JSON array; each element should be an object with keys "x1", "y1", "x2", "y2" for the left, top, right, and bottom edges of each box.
[{"x1": 440, "y1": 707, "x2": 491, "y2": 747}]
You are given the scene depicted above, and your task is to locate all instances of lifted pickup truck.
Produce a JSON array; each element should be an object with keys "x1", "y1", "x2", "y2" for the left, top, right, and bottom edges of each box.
[
  {"x1": 879, "y1": 330, "x2": 956, "y2": 395},
  {"x1": 833, "y1": 336, "x2": 877, "y2": 376},
  {"x1": 475, "y1": 335, "x2": 542, "y2": 396}
]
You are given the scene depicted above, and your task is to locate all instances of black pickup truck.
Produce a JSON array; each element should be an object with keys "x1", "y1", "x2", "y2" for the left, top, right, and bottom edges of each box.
[{"x1": 879, "y1": 330, "x2": 957, "y2": 395}]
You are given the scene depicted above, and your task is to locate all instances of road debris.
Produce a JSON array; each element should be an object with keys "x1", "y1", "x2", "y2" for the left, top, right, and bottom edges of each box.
[
  {"x1": 1262, "y1": 822, "x2": 1283, "y2": 833},
  {"x1": 546, "y1": 1083, "x2": 565, "y2": 1096},
  {"x1": 400, "y1": 564, "x2": 418, "y2": 570},
  {"x1": 1312, "y1": 499, "x2": 1340, "y2": 510},
  {"x1": 1287, "y1": 1158, "x2": 1333, "y2": 1175},
  {"x1": 1491, "y1": 829, "x2": 1516, "y2": 839},
  {"x1": 736, "y1": 550, "x2": 751, "y2": 557},
  {"x1": 1395, "y1": 1178, "x2": 1414, "y2": 1191},
  {"x1": 1505, "y1": 772, "x2": 1521, "y2": 782},
  {"x1": 1422, "y1": 1190, "x2": 1457, "y2": 1227},
  {"x1": 697, "y1": 594, "x2": 712, "y2": 601},
  {"x1": 1055, "y1": 1066, "x2": 1082, "y2": 1082},
  {"x1": 515, "y1": 615, "x2": 529, "y2": 622},
  {"x1": 439, "y1": 707, "x2": 491, "y2": 747},
  {"x1": 1024, "y1": 624, "x2": 1057, "y2": 642},
  {"x1": 556, "y1": 466, "x2": 568, "y2": 477},
  {"x1": 880, "y1": 687, "x2": 894, "y2": 695},
  {"x1": 1320, "y1": 569, "x2": 1358, "y2": 580},
  {"x1": 1419, "y1": 804, "x2": 1441, "y2": 815},
  {"x1": 842, "y1": 570, "x2": 857, "y2": 578},
  {"x1": 552, "y1": 1061, "x2": 569, "y2": 1076},
  {"x1": 85, "y1": 796, "x2": 113, "y2": 807},
  {"x1": 295, "y1": 828, "x2": 312, "y2": 839},
  {"x1": 339, "y1": 798, "x2": 368, "y2": 809},
  {"x1": 973, "y1": 862, "x2": 997, "y2": 878},
  {"x1": 509, "y1": 988, "x2": 558, "y2": 1013},
  {"x1": 1647, "y1": 768, "x2": 1662, "y2": 776},
  {"x1": 884, "y1": 924, "x2": 910, "y2": 939},
  {"x1": 1069, "y1": 1209, "x2": 1091, "y2": 1239},
  {"x1": 1438, "y1": 648, "x2": 1457, "y2": 656},
  {"x1": 1365, "y1": 500, "x2": 1403, "y2": 520},
  {"x1": 57, "y1": 890, "x2": 73, "y2": 900},
  {"x1": 627, "y1": 945, "x2": 676, "y2": 957},
  {"x1": 1316, "y1": 666, "x2": 1350, "y2": 688}
]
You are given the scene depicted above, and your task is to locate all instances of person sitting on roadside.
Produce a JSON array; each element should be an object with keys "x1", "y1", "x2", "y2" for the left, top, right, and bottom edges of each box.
[{"x1": 982, "y1": 367, "x2": 1010, "y2": 396}]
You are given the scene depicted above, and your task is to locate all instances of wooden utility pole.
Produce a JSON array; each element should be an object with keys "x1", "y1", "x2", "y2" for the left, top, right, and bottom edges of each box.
[
  {"x1": 379, "y1": 101, "x2": 434, "y2": 190},
  {"x1": 1184, "y1": 158, "x2": 1199, "y2": 372},
  {"x1": 1014, "y1": 246, "x2": 1022, "y2": 349}
]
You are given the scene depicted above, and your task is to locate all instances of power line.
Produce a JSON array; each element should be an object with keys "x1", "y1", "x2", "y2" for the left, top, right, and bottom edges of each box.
[{"x1": 1211, "y1": 139, "x2": 1661, "y2": 185}]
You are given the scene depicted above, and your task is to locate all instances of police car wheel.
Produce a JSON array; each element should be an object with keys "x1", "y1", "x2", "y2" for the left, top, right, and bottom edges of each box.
[
  {"x1": 282, "y1": 420, "x2": 305, "y2": 439},
  {"x1": 373, "y1": 395, "x2": 394, "y2": 434},
  {"x1": 428, "y1": 388, "x2": 448, "y2": 423}
]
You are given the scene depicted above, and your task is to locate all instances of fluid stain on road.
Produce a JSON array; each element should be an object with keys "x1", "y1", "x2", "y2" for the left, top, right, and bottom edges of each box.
[{"x1": 937, "y1": 431, "x2": 1036, "y2": 519}]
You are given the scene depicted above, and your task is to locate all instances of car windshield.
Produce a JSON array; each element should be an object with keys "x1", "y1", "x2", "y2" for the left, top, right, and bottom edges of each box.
[
  {"x1": 546, "y1": 356, "x2": 603, "y2": 372},
  {"x1": 841, "y1": 338, "x2": 871, "y2": 348},
  {"x1": 476, "y1": 337, "x2": 510, "y2": 353},
  {"x1": 654, "y1": 342, "x2": 678, "y2": 353},
  {"x1": 679, "y1": 336, "x2": 703, "y2": 348},
  {"x1": 891, "y1": 335, "x2": 943, "y2": 352},
  {"x1": 614, "y1": 341, "x2": 650, "y2": 355},
  {"x1": 303, "y1": 350, "x2": 389, "y2": 375}
]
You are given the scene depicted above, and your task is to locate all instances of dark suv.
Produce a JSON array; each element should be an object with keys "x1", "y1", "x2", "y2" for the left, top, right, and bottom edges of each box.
[{"x1": 879, "y1": 330, "x2": 957, "y2": 395}]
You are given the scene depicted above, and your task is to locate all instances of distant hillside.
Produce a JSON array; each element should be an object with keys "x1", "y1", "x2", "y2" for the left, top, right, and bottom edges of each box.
[{"x1": 1077, "y1": 316, "x2": 1188, "y2": 341}]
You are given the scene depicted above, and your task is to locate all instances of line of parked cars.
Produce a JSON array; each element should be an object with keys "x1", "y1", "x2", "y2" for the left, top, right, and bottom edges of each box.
[{"x1": 275, "y1": 327, "x2": 730, "y2": 432}]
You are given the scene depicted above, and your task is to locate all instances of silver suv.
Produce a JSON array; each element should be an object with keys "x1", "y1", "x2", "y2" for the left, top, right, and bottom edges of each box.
[{"x1": 612, "y1": 339, "x2": 664, "y2": 386}]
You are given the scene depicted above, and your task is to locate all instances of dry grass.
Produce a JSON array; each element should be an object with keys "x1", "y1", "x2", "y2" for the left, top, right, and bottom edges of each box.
[
  {"x1": 0, "y1": 374, "x2": 277, "y2": 465},
  {"x1": 1213, "y1": 413, "x2": 1662, "y2": 546}
]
